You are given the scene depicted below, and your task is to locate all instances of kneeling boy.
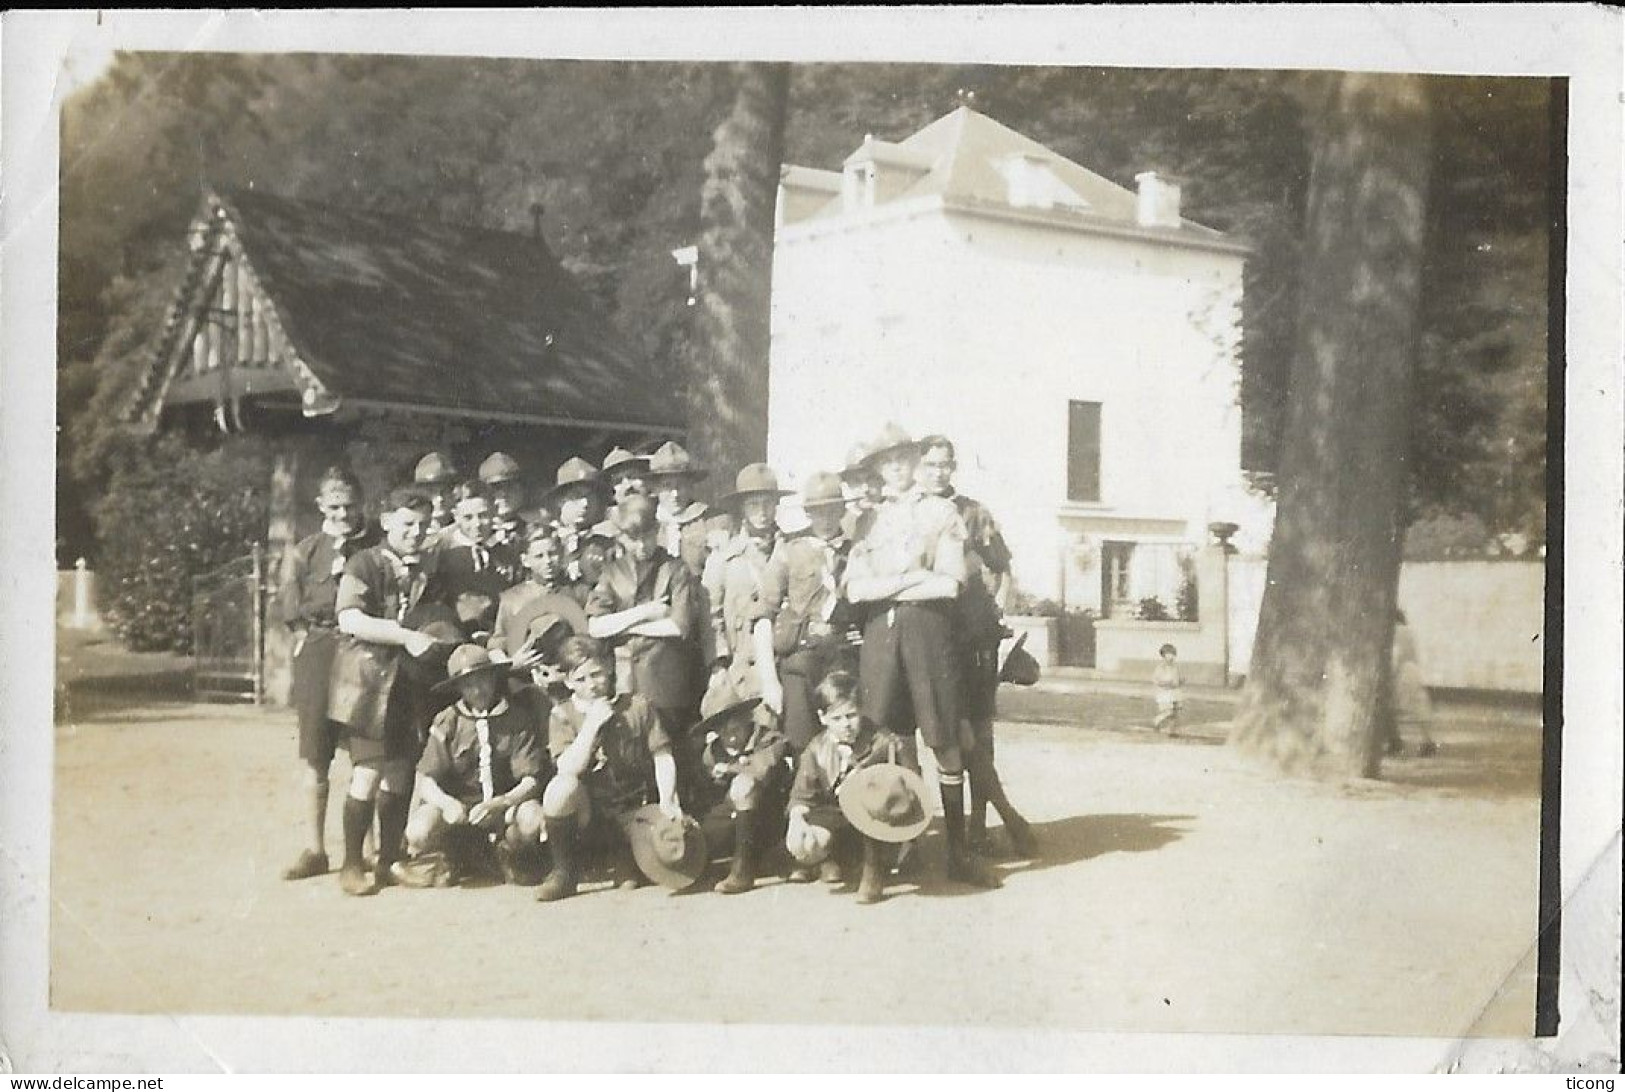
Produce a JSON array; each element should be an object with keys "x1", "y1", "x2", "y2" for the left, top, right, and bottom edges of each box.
[
  {"x1": 537, "y1": 636, "x2": 684, "y2": 902},
  {"x1": 785, "y1": 670, "x2": 917, "y2": 904},
  {"x1": 395, "y1": 644, "x2": 549, "y2": 887}
]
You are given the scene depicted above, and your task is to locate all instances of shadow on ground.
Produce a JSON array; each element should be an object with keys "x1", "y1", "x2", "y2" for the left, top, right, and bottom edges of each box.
[{"x1": 908, "y1": 812, "x2": 1194, "y2": 900}]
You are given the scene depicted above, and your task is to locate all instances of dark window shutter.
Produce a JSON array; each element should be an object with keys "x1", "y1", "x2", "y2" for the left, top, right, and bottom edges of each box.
[{"x1": 1068, "y1": 400, "x2": 1101, "y2": 502}]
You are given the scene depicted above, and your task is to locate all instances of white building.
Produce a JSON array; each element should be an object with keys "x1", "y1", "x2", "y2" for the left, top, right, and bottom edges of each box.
[{"x1": 766, "y1": 106, "x2": 1273, "y2": 621}]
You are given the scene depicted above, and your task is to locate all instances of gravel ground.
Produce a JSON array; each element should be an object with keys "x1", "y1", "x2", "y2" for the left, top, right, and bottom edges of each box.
[{"x1": 49, "y1": 631, "x2": 1542, "y2": 1039}]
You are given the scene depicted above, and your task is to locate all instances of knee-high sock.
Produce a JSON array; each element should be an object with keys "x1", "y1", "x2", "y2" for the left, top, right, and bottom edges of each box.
[
  {"x1": 341, "y1": 796, "x2": 373, "y2": 871},
  {"x1": 375, "y1": 791, "x2": 410, "y2": 874},
  {"x1": 308, "y1": 778, "x2": 331, "y2": 854},
  {"x1": 939, "y1": 773, "x2": 967, "y2": 853}
]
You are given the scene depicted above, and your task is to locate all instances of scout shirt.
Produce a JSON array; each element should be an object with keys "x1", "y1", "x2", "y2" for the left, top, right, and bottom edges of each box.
[
  {"x1": 277, "y1": 524, "x2": 382, "y2": 638},
  {"x1": 788, "y1": 722, "x2": 909, "y2": 813},
  {"x1": 548, "y1": 692, "x2": 671, "y2": 812},
  {"x1": 844, "y1": 488, "x2": 968, "y2": 590},
  {"x1": 947, "y1": 490, "x2": 1012, "y2": 647},
  {"x1": 754, "y1": 527, "x2": 853, "y2": 656},
  {"x1": 659, "y1": 500, "x2": 733, "y2": 580},
  {"x1": 702, "y1": 529, "x2": 777, "y2": 705},
  {"x1": 433, "y1": 528, "x2": 522, "y2": 641},
  {"x1": 555, "y1": 520, "x2": 615, "y2": 588},
  {"x1": 585, "y1": 544, "x2": 701, "y2": 715},
  {"x1": 488, "y1": 579, "x2": 591, "y2": 660},
  {"x1": 488, "y1": 513, "x2": 528, "y2": 552},
  {"x1": 418, "y1": 693, "x2": 549, "y2": 808},
  {"x1": 277, "y1": 523, "x2": 382, "y2": 724},
  {"x1": 328, "y1": 544, "x2": 448, "y2": 739}
]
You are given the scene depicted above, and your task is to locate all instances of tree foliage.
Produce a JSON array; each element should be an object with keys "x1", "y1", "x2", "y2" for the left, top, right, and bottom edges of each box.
[
  {"x1": 92, "y1": 433, "x2": 273, "y2": 652},
  {"x1": 59, "y1": 56, "x2": 1552, "y2": 568}
]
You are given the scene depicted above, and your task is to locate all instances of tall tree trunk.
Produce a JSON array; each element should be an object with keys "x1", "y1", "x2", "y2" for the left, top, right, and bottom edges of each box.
[
  {"x1": 683, "y1": 63, "x2": 789, "y2": 488},
  {"x1": 1230, "y1": 74, "x2": 1433, "y2": 779}
]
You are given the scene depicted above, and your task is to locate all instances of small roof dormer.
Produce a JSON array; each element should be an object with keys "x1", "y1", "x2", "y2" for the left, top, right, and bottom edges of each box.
[
  {"x1": 995, "y1": 151, "x2": 1091, "y2": 213},
  {"x1": 841, "y1": 134, "x2": 936, "y2": 212}
]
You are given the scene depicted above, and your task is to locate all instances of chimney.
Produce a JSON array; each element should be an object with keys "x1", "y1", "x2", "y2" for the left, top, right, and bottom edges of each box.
[
  {"x1": 529, "y1": 201, "x2": 546, "y2": 240},
  {"x1": 1134, "y1": 171, "x2": 1182, "y2": 228}
]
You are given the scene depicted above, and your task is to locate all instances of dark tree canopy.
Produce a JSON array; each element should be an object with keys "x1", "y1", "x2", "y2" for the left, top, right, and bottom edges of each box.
[{"x1": 58, "y1": 56, "x2": 1550, "y2": 566}]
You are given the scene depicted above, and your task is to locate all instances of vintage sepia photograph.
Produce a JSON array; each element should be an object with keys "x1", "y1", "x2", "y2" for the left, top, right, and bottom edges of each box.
[{"x1": 3, "y1": 6, "x2": 1621, "y2": 1076}]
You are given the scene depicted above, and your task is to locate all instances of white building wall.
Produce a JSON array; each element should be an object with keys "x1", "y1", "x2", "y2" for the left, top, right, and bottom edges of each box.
[{"x1": 768, "y1": 198, "x2": 1270, "y2": 603}]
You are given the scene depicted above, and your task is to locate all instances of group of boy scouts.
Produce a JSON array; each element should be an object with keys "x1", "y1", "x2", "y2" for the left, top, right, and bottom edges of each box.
[{"x1": 277, "y1": 425, "x2": 1039, "y2": 908}]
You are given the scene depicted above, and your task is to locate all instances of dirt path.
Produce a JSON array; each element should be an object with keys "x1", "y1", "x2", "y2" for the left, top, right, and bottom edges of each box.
[{"x1": 48, "y1": 652, "x2": 1542, "y2": 1039}]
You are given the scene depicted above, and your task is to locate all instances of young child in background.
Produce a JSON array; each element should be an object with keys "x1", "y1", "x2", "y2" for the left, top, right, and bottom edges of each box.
[{"x1": 1152, "y1": 642, "x2": 1182, "y2": 735}]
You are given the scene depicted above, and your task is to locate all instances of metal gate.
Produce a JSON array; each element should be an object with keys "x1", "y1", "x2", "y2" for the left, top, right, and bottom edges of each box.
[{"x1": 191, "y1": 543, "x2": 266, "y2": 703}]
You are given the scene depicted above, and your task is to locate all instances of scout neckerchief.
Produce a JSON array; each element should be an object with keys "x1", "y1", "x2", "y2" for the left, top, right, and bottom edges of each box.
[
  {"x1": 380, "y1": 548, "x2": 426, "y2": 622},
  {"x1": 455, "y1": 697, "x2": 511, "y2": 802},
  {"x1": 322, "y1": 522, "x2": 367, "y2": 578},
  {"x1": 813, "y1": 531, "x2": 849, "y2": 624},
  {"x1": 448, "y1": 527, "x2": 491, "y2": 573},
  {"x1": 825, "y1": 727, "x2": 888, "y2": 794}
]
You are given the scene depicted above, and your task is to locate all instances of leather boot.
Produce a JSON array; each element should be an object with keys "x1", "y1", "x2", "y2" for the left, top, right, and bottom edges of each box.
[
  {"x1": 339, "y1": 797, "x2": 379, "y2": 897},
  {"x1": 715, "y1": 811, "x2": 758, "y2": 895},
  {"x1": 536, "y1": 816, "x2": 579, "y2": 902},
  {"x1": 942, "y1": 778, "x2": 1001, "y2": 889},
  {"x1": 373, "y1": 790, "x2": 409, "y2": 887},
  {"x1": 855, "y1": 835, "x2": 886, "y2": 905}
]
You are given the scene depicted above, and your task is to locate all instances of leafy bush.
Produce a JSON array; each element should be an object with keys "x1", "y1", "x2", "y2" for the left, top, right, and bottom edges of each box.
[
  {"x1": 1007, "y1": 592, "x2": 1064, "y2": 617},
  {"x1": 1135, "y1": 596, "x2": 1173, "y2": 622},
  {"x1": 93, "y1": 433, "x2": 272, "y2": 652},
  {"x1": 1177, "y1": 576, "x2": 1200, "y2": 622}
]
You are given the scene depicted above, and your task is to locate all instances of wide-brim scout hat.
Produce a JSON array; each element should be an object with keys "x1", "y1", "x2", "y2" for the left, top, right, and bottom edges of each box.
[
  {"x1": 695, "y1": 690, "x2": 762, "y2": 736},
  {"x1": 478, "y1": 451, "x2": 523, "y2": 484},
  {"x1": 646, "y1": 441, "x2": 707, "y2": 482},
  {"x1": 840, "y1": 440, "x2": 878, "y2": 482},
  {"x1": 600, "y1": 446, "x2": 651, "y2": 479},
  {"x1": 521, "y1": 612, "x2": 573, "y2": 662},
  {"x1": 625, "y1": 805, "x2": 709, "y2": 890},
  {"x1": 837, "y1": 764, "x2": 933, "y2": 843},
  {"x1": 541, "y1": 457, "x2": 602, "y2": 505},
  {"x1": 799, "y1": 470, "x2": 847, "y2": 510},
  {"x1": 863, "y1": 423, "x2": 917, "y2": 468},
  {"x1": 998, "y1": 632, "x2": 1041, "y2": 687},
  {"x1": 719, "y1": 463, "x2": 793, "y2": 508},
  {"x1": 434, "y1": 643, "x2": 509, "y2": 693},
  {"x1": 413, "y1": 451, "x2": 460, "y2": 486}
]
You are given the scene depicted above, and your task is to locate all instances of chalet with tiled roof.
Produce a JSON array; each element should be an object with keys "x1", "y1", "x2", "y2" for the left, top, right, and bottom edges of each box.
[{"x1": 128, "y1": 188, "x2": 683, "y2": 437}]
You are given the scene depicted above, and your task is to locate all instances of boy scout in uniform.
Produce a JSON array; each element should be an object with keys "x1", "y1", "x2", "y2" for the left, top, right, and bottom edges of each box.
[
  {"x1": 395, "y1": 644, "x2": 550, "y2": 887},
  {"x1": 914, "y1": 435, "x2": 1036, "y2": 858},
  {"x1": 434, "y1": 479, "x2": 521, "y2": 642},
  {"x1": 537, "y1": 636, "x2": 684, "y2": 902},
  {"x1": 478, "y1": 451, "x2": 528, "y2": 550},
  {"x1": 694, "y1": 692, "x2": 790, "y2": 895},
  {"x1": 843, "y1": 426, "x2": 1001, "y2": 889},
  {"x1": 413, "y1": 451, "x2": 460, "y2": 542},
  {"x1": 543, "y1": 456, "x2": 610, "y2": 588},
  {"x1": 277, "y1": 467, "x2": 380, "y2": 881},
  {"x1": 702, "y1": 463, "x2": 791, "y2": 716},
  {"x1": 489, "y1": 525, "x2": 591, "y2": 660},
  {"x1": 593, "y1": 446, "x2": 651, "y2": 542},
  {"x1": 585, "y1": 495, "x2": 704, "y2": 749},
  {"x1": 328, "y1": 487, "x2": 460, "y2": 896},
  {"x1": 784, "y1": 670, "x2": 919, "y2": 904},
  {"x1": 753, "y1": 471, "x2": 858, "y2": 754},
  {"x1": 839, "y1": 440, "x2": 883, "y2": 542},
  {"x1": 645, "y1": 441, "x2": 733, "y2": 579}
]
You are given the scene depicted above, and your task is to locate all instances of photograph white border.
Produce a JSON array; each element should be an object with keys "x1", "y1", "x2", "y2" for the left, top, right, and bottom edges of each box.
[{"x1": 3, "y1": 5, "x2": 1620, "y2": 1073}]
